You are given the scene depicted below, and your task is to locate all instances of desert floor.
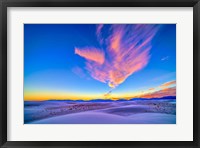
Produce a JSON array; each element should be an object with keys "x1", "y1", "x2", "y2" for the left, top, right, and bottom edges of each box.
[{"x1": 24, "y1": 99, "x2": 176, "y2": 124}]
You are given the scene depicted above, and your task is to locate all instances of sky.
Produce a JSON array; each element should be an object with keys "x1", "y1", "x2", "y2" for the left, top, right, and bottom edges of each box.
[{"x1": 24, "y1": 24, "x2": 176, "y2": 101}]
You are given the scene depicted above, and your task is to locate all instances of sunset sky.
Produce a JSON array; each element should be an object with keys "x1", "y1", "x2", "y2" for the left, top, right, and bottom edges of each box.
[{"x1": 24, "y1": 24, "x2": 176, "y2": 101}]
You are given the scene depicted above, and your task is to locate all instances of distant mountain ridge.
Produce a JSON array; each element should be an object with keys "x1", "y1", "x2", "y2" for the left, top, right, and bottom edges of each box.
[{"x1": 130, "y1": 96, "x2": 176, "y2": 101}]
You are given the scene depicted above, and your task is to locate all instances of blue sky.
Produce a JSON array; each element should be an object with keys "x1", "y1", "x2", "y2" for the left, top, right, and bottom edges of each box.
[{"x1": 24, "y1": 24, "x2": 176, "y2": 100}]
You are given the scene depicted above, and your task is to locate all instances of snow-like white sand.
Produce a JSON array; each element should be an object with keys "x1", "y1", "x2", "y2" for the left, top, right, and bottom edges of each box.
[
  {"x1": 25, "y1": 100, "x2": 176, "y2": 124},
  {"x1": 31, "y1": 111, "x2": 176, "y2": 124}
]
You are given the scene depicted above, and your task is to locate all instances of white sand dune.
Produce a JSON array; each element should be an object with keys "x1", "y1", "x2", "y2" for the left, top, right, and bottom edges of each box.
[
  {"x1": 25, "y1": 100, "x2": 176, "y2": 124},
  {"x1": 31, "y1": 111, "x2": 176, "y2": 124}
]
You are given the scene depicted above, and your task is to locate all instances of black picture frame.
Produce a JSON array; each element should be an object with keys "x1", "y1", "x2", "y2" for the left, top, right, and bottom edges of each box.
[{"x1": 0, "y1": 0, "x2": 199, "y2": 147}]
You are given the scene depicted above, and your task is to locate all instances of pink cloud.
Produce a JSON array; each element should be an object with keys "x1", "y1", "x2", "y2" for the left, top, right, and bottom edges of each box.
[
  {"x1": 96, "y1": 24, "x2": 103, "y2": 34},
  {"x1": 141, "y1": 87, "x2": 176, "y2": 98},
  {"x1": 149, "y1": 88, "x2": 155, "y2": 91},
  {"x1": 75, "y1": 47, "x2": 105, "y2": 65},
  {"x1": 160, "y1": 80, "x2": 176, "y2": 88},
  {"x1": 96, "y1": 24, "x2": 104, "y2": 45},
  {"x1": 75, "y1": 24, "x2": 160, "y2": 88}
]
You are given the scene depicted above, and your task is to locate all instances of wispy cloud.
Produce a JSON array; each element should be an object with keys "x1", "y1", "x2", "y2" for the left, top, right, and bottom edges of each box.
[
  {"x1": 75, "y1": 47, "x2": 105, "y2": 65},
  {"x1": 161, "y1": 56, "x2": 169, "y2": 61},
  {"x1": 96, "y1": 24, "x2": 104, "y2": 45},
  {"x1": 72, "y1": 66, "x2": 86, "y2": 78},
  {"x1": 139, "y1": 80, "x2": 176, "y2": 98},
  {"x1": 160, "y1": 80, "x2": 176, "y2": 89},
  {"x1": 75, "y1": 24, "x2": 160, "y2": 88},
  {"x1": 148, "y1": 88, "x2": 155, "y2": 91},
  {"x1": 141, "y1": 87, "x2": 176, "y2": 98}
]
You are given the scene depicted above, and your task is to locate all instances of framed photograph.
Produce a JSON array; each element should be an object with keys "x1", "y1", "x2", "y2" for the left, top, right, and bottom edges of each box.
[{"x1": 0, "y1": 0, "x2": 199, "y2": 147}]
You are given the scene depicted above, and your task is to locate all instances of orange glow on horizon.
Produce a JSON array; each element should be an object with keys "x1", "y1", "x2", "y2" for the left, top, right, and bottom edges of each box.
[{"x1": 24, "y1": 80, "x2": 176, "y2": 101}]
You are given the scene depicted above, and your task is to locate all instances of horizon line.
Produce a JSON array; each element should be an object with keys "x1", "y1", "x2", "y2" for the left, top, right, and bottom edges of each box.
[{"x1": 24, "y1": 95, "x2": 176, "y2": 102}]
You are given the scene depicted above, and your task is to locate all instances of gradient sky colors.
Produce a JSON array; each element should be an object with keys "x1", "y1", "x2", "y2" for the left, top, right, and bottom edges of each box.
[{"x1": 24, "y1": 24, "x2": 176, "y2": 101}]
